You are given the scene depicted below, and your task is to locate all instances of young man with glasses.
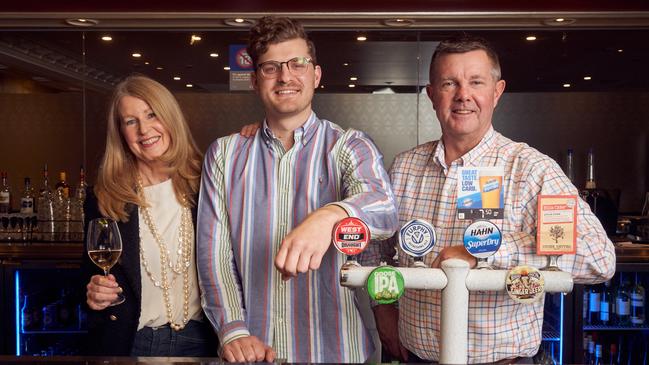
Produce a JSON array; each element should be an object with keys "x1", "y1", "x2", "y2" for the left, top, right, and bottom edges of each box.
[{"x1": 197, "y1": 16, "x2": 398, "y2": 363}]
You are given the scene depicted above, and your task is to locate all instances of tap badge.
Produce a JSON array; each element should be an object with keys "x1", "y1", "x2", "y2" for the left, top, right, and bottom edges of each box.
[
  {"x1": 399, "y1": 219, "x2": 436, "y2": 258},
  {"x1": 505, "y1": 265, "x2": 545, "y2": 304},
  {"x1": 332, "y1": 217, "x2": 370, "y2": 256},
  {"x1": 463, "y1": 220, "x2": 502, "y2": 259},
  {"x1": 367, "y1": 266, "x2": 405, "y2": 304}
]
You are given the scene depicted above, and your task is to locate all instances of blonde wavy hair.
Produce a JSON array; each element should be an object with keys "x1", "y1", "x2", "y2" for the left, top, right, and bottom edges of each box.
[{"x1": 94, "y1": 75, "x2": 202, "y2": 222}]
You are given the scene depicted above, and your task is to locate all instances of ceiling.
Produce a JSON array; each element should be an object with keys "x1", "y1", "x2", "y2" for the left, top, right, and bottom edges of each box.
[{"x1": 0, "y1": 2, "x2": 648, "y2": 94}]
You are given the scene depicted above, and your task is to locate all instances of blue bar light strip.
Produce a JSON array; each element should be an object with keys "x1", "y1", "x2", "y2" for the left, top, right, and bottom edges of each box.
[
  {"x1": 14, "y1": 270, "x2": 21, "y2": 356},
  {"x1": 559, "y1": 293, "x2": 564, "y2": 365}
]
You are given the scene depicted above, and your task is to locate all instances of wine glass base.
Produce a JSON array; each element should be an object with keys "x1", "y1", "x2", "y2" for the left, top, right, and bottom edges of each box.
[{"x1": 109, "y1": 294, "x2": 126, "y2": 306}]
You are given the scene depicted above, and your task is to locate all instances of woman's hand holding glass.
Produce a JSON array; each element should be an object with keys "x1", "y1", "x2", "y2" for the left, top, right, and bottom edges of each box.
[{"x1": 86, "y1": 218, "x2": 125, "y2": 308}]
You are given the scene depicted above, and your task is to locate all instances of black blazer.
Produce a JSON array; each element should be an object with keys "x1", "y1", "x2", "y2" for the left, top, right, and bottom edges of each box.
[{"x1": 81, "y1": 188, "x2": 204, "y2": 355}]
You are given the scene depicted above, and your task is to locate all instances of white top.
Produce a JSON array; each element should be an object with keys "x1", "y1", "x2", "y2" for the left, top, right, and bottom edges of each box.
[{"x1": 138, "y1": 179, "x2": 202, "y2": 330}]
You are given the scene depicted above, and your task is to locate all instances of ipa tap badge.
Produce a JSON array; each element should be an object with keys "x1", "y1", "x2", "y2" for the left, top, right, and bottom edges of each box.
[
  {"x1": 505, "y1": 265, "x2": 545, "y2": 304},
  {"x1": 463, "y1": 220, "x2": 502, "y2": 259},
  {"x1": 332, "y1": 217, "x2": 370, "y2": 256},
  {"x1": 367, "y1": 266, "x2": 405, "y2": 304},
  {"x1": 399, "y1": 219, "x2": 436, "y2": 258}
]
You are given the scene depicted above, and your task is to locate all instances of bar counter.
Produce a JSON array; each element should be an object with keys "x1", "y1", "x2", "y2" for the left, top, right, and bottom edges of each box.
[{"x1": 0, "y1": 356, "x2": 223, "y2": 364}]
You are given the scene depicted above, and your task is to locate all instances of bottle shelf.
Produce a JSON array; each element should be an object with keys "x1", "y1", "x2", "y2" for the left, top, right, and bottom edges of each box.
[
  {"x1": 583, "y1": 324, "x2": 649, "y2": 331},
  {"x1": 21, "y1": 329, "x2": 87, "y2": 335},
  {"x1": 542, "y1": 330, "x2": 561, "y2": 341}
]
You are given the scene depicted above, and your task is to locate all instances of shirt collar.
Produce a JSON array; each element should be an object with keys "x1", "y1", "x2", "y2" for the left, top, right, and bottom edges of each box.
[
  {"x1": 432, "y1": 126, "x2": 497, "y2": 168},
  {"x1": 261, "y1": 111, "x2": 319, "y2": 147}
]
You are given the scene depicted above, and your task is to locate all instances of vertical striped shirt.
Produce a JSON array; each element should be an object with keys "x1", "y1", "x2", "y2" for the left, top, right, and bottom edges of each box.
[
  {"x1": 197, "y1": 112, "x2": 398, "y2": 363},
  {"x1": 388, "y1": 127, "x2": 615, "y2": 363}
]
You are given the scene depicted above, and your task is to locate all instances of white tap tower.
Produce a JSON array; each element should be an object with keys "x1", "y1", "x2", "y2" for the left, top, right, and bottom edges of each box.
[{"x1": 340, "y1": 259, "x2": 574, "y2": 364}]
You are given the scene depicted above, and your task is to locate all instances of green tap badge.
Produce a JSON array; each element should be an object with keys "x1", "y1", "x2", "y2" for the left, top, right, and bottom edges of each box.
[{"x1": 366, "y1": 266, "x2": 405, "y2": 304}]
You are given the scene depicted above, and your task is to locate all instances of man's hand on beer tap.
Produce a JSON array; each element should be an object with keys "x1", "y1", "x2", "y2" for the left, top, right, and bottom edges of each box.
[
  {"x1": 431, "y1": 245, "x2": 477, "y2": 268},
  {"x1": 275, "y1": 205, "x2": 347, "y2": 280}
]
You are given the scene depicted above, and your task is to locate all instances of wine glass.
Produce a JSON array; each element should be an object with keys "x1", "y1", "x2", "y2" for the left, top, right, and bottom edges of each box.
[{"x1": 86, "y1": 218, "x2": 125, "y2": 306}]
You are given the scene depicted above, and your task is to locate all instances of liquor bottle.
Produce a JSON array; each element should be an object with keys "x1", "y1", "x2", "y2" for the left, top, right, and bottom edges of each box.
[
  {"x1": 55, "y1": 171, "x2": 70, "y2": 199},
  {"x1": 584, "y1": 287, "x2": 590, "y2": 323},
  {"x1": 585, "y1": 148, "x2": 596, "y2": 190},
  {"x1": 594, "y1": 343, "x2": 603, "y2": 365},
  {"x1": 0, "y1": 171, "x2": 11, "y2": 213},
  {"x1": 617, "y1": 273, "x2": 631, "y2": 326},
  {"x1": 20, "y1": 177, "x2": 35, "y2": 214},
  {"x1": 588, "y1": 336, "x2": 595, "y2": 364},
  {"x1": 600, "y1": 280, "x2": 613, "y2": 325},
  {"x1": 565, "y1": 148, "x2": 576, "y2": 184},
  {"x1": 75, "y1": 166, "x2": 88, "y2": 204},
  {"x1": 21, "y1": 294, "x2": 33, "y2": 331},
  {"x1": 610, "y1": 343, "x2": 619, "y2": 365},
  {"x1": 37, "y1": 165, "x2": 55, "y2": 241},
  {"x1": 589, "y1": 284, "x2": 602, "y2": 325},
  {"x1": 584, "y1": 334, "x2": 592, "y2": 364},
  {"x1": 631, "y1": 272, "x2": 645, "y2": 326},
  {"x1": 52, "y1": 187, "x2": 70, "y2": 241}
]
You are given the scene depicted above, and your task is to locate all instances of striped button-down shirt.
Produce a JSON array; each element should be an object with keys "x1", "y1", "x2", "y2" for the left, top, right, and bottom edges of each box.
[
  {"x1": 387, "y1": 127, "x2": 615, "y2": 363},
  {"x1": 197, "y1": 112, "x2": 398, "y2": 363}
]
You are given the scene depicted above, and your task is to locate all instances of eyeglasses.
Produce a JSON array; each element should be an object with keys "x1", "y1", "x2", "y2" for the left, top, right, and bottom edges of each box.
[{"x1": 256, "y1": 57, "x2": 313, "y2": 78}]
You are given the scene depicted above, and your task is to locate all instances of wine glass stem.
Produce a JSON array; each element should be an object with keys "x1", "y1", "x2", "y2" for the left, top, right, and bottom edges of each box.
[{"x1": 104, "y1": 269, "x2": 109, "y2": 276}]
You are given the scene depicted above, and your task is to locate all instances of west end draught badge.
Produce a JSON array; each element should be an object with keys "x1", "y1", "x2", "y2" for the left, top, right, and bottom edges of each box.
[
  {"x1": 332, "y1": 217, "x2": 370, "y2": 266},
  {"x1": 399, "y1": 219, "x2": 436, "y2": 267}
]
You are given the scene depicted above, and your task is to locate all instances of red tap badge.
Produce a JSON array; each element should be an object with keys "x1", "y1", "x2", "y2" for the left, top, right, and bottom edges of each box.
[{"x1": 332, "y1": 217, "x2": 370, "y2": 256}]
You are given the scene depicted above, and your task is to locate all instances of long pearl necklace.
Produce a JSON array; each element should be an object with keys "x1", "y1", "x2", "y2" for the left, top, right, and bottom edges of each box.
[{"x1": 137, "y1": 179, "x2": 192, "y2": 331}]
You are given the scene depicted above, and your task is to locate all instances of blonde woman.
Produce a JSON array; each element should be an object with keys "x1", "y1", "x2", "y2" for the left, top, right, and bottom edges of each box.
[{"x1": 83, "y1": 75, "x2": 217, "y2": 356}]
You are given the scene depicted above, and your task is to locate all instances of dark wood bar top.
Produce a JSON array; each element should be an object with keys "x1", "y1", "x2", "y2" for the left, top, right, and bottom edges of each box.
[
  {"x1": 0, "y1": 242, "x2": 83, "y2": 263},
  {"x1": 0, "y1": 356, "x2": 223, "y2": 364}
]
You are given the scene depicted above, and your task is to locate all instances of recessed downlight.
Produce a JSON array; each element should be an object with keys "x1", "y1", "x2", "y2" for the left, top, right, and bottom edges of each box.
[
  {"x1": 64, "y1": 18, "x2": 99, "y2": 27},
  {"x1": 224, "y1": 66, "x2": 231, "y2": 71},
  {"x1": 583, "y1": 76, "x2": 592, "y2": 81},
  {"x1": 186, "y1": 84, "x2": 193, "y2": 88},
  {"x1": 101, "y1": 36, "x2": 112, "y2": 42},
  {"x1": 210, "y1": 53, "x2": 219, "y2": 58},
  {"x1": 173, "y1": 76, "x2": 181, "y2": 81},
  {"x1": 224, "y1": 18, "x2": 255, "y2": 27},
  {"x1": 357, "y1": 36, "x2": 367, "y2": 42},
  {"x1": 526, "y1": 36, "x2": 537, "y2": 41},
  {"x1": 563, "y1": 83, "x2": 571, "y2": 88},
  {"x1": 132, "y1": 53, "x2": 142, "y2": 58}
]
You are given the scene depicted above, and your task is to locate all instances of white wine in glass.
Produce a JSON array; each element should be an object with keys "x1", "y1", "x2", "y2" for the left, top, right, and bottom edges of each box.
[{"x1": 87, "y1": 217, "x2": 125, "y2": 306}]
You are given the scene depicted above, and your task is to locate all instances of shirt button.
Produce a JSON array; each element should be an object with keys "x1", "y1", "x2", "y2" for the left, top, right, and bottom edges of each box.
[{"x1": 109, "y1": 315, "x2": 118, "y2": 321}]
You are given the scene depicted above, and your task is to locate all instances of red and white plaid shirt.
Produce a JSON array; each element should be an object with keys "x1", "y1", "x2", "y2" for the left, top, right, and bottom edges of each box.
[{"x1": 387, "y1": 126, "x2": 615, "y2": 363}]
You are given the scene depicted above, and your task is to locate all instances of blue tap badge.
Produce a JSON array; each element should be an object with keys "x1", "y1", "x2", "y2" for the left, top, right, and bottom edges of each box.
[
  {"x1": 399, "y1": 219, "x2": 436, "y2": 258},
  {"x1": 463, "y1": 220, "x2": 502, "y2": 259}
]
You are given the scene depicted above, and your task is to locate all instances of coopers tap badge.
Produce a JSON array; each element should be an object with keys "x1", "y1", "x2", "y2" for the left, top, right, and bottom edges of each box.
[
  {"x1": 505, "y1": 265, "x2": 545, "y2": 304},
  {"x1": 463, "y1": 220, "x2": 502, "y2": 259},
  {"x1": 399, "y1": 219, "x2": 436, "y2": 257},
  {"x1": 333, "y1": 217, "x2": 370, "y2": 256}
]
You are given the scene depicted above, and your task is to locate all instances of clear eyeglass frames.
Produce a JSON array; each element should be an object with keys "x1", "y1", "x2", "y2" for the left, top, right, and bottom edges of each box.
[{"x1": 257, "y1": 57, "x2": 313, "y2": 78}]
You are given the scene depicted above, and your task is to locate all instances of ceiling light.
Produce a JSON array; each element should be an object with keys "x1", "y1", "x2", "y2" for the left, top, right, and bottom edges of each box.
[
  {"x1": 382, "y1": 18, "x2": 415, "y2": 27},
  {"x1": 186, "y1": 84, "x2": 193, "y2": 88},
  {"x1": 320, "y1": 85, "x2": 324, "y2": 88},
  {"x1": 101, "y1": 36, "x2": 112, "y2": 42},
  {"x1": 173, "y1": 76, "x2": 181, "y2": 80},
  {"x1": 224, "y1": 66, "x2": 231, "y2": 71},
  {"x1": 190, "y1": 35, "x2": 202, "y2": 45},
  {"x1": 542, "y1": 17, "x2": 576, "y2": 26},
  {"x1": 132, "y1": 53, "x2": 142, "y2": 58},
  {"x1": 64, "y1": 18, "x2": 99, "y2": 27},
  {"x1": 348, "y1": 84, "x2": 356, "y2": 88},
  {"x1": 357, "y1": 36, "x2": 367, "y2": 41},
  {"x1": 156, "y1": 66, "x2": 164, "y2": 70},
  {"x1": 144, "y1": 61, "x2": 150, "y2": 65},
  {"x1": 350, "y1": 77, "x2": 358, "y2": 81},
  {"x1": 617, "y1": 49, "x2": 624, "y2": 53},
  {"x1": 583, "y1": 76, "x2": 592, "y2": 80},
  {"x1": 343, "y1": 63, "x2": 349, "y2": 66},
  {"x1": 563, "y1": 83, "x2": 571, "y2": 88},
  {"x1": 210, "y1": 53, "x2": 219, "y2": 58},
  {"x1": 224, "y1": 18, "x2": 255, "y2": 27},
  {"x1": 526, "y1": 36, "x2": 537, "y2": 41}
]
